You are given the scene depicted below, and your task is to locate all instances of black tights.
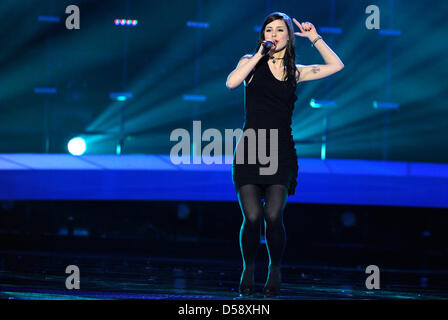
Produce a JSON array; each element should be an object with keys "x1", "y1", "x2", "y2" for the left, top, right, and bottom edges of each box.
[{"x1": 237, "y1": 183, "x2": 288, "y2": 269}]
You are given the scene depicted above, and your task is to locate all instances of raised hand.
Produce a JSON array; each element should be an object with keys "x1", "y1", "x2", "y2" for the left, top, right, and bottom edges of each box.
[{"x1": 293, "y1": 18, "x2": 319, "y2": 40}]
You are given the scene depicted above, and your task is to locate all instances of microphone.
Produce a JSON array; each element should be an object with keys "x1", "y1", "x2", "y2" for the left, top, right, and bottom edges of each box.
[{"x1": 261, "y1": 40, "x2": 277, "y2": 55}]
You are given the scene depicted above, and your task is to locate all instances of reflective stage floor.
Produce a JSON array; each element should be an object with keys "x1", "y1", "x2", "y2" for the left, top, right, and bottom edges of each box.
[{"x1": 1, "y1": 250, "x2": 447, "y2": 300}]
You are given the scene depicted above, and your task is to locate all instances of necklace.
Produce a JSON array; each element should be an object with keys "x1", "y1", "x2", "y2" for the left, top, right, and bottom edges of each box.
[{"x1": 269, "y1": 56, "x2": 284, "y2": 64}]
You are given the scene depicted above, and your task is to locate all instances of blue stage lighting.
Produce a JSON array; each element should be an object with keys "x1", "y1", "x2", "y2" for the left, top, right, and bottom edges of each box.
[
  {"x1": 183, "y1": 94, "x2": 207, "y2": 102},
  {"x1": 186, "y1": 21, "x2": 209, "y2": 29},
  {"x1": 38, "y1": 16, "x2": 60, "y2": 23},
  {"x1": 34, "y1": 88, "x2": 57, "y2": 94},
  {"x1": 110, "y1": 92, "x2": 133, "y2": 101},
  {"x1": 373, "y1": 101, "x2": 399, "y2": 109},
  {"x1": 310, "y1": 99, "x2": 337, "y2": 108},
  {"x1": 321, "y1": 144, "x2": 326, "y2": 160},
  {"x1": 379, "y1": 29, "x2": 402, "y2": 36},
  {"x1": 319, "y1": 27, "x2": 342, "y2": 34}
]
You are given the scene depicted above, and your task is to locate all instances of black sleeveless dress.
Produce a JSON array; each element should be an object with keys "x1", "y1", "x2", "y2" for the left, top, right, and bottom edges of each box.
[{"x1": 232, "y1": 55, "x2": 299, "y2": 197}]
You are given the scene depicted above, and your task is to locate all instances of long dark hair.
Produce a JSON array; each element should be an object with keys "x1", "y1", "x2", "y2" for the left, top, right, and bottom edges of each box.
[{"x1": 253, "y1": 12, "x2": 298, "y2": 89}]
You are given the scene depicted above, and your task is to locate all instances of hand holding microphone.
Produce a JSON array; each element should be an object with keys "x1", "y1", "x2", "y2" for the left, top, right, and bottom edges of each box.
[{"x1": 259, "y1": 40, "x2": 277, "y2": 56}]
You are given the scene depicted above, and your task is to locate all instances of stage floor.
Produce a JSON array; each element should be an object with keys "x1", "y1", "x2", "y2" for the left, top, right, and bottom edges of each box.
[{"x1": 0, "y1": 250, "x2": 447, "y2": 300}]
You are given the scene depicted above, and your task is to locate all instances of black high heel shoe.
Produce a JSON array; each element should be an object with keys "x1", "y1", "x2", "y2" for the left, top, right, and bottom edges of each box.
[
  {"x1": 263, "y1": 265, "x2": 281, "y2": 298},
  {"x1": 238, "y1": 265, "x2": 255, "y2": 297},
  {"x1": 262, "y1": 285, "x2": 279, "y2": 298},
  {"x1": 239, "y1": 284, "x2": 255, "y2": 296}
]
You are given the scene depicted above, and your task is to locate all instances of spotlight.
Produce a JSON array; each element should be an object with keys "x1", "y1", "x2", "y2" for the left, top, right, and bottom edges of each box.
[{"x1": 67, "y1": 137, "x2": 86, "y2": 156}]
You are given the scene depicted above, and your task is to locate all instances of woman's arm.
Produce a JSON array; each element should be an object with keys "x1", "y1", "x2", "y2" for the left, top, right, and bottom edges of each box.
[
  {"x1": 226, "y1": 53, "x2": 262, "y2": 90},
  {"x1": 293, "y1": 19, "x2": 344, "y2": 83},
  {"x1": 226, "y1": 47, "x2": 265, "y2": 90}
]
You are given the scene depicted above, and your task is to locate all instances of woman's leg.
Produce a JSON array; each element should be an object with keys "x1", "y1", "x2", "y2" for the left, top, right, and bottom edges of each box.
[
  {"x1": 262, "y1": 184, "x2": 289, "y2": 296},
  {"x1": 236, "y1": 184, "x2": 264, "y2": 294}
]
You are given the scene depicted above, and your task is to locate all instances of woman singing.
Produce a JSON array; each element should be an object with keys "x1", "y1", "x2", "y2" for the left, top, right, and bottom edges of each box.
[{"x1": 226, "y1": 12, "x2": 344, "y2": 298}]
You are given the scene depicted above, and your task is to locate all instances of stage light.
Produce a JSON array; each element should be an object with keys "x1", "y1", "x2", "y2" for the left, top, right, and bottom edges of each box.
[
  {"x1": 186, "y1": 21, "x2": 209, "y2": 29},
  {"x1": 114, "y1": 18, "x2": 138, "y2": 27},
  {"x1": 38, "y1": 16, "x2": 60, "y2": 23},
  {"x1": 310, "y1": 99, "x2": 337, "y2": 108},
  {"x1": 67, "y1": 137, "x2": 86, "y2": 156},
  {"x1": 379, "y1": 29, "x2": 402, "y2": 36},
  {"x1": 110, "y1": 92, "x2": 133, "y2": 101},
  {"x1": 73, "y1": 228, "x2": 89, "y2": 237},
  {"x1": 58, "y1": 227, "x2": 69, "y2": 236},
  {"x1": 373, "y1": 101, "x2": 399, "y2": 109},
  {"x1": 183, "y1": 94, "x2": 207, "y2": 102},
  {"x1": 321, "y1": 144, "x2": 326, "y2": 160},
  {"x1": 34, "y1": 87, "x2": 57, "y2": 94},
  {"x1": 319, "y1": 27, "x2": 342, "y2": 34}
]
